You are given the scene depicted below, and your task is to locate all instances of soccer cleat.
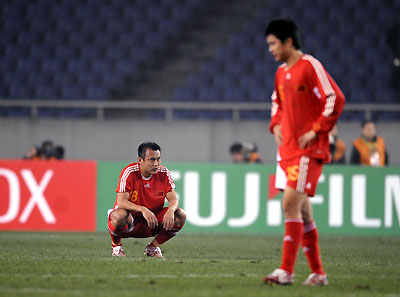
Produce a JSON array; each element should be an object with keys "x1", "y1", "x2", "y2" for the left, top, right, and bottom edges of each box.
[
  {"x1": 303, "y1": 273, "x2": 328, "y2": 286},
  {"x1": 263, "y1": 268, "x2": 294, "y2": 285},
  {"x1": 144, "y1": 244, "x2": 164, "y2": 258},
  {"x1": 112, "y1": 244, "x2": 126, "y2": 257}
]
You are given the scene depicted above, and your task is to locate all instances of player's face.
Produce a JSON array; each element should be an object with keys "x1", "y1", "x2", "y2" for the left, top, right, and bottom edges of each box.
[
  {"x1": 266, "y1": 34, "x2": 289, "y2": 62},
  {"x1": 362, "y1": 122, "x2": 376, "y2": 141},
  {"x1": 232, "y1": 152, "x2": 245, "y2": 163},
  {"x1": 139, "y1": 149, "x2": 161, "y2": 177}
]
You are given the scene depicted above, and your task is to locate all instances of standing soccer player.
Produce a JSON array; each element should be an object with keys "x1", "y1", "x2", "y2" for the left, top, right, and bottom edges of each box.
[
  {"x1": 263, "y1": 19, "x2": 345, "y2": 285},
  {"x1": 108, "y1": 142, "x2": 186, "y2": 258}
]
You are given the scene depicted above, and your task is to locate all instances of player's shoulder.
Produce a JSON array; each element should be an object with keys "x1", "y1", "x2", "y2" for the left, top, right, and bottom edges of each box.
[
  {"x1": 120, "y1": 162, "x2": 140, "y2": 176},
  {"x1": 157, "y1": 165, "x2": 170, "y2": 174},
  {"x1": 300, "y1": 54, "x2": 325, "y2": 69},
  {"x1": 277, "y1": 63, "x2": 286, "y2": 72}
]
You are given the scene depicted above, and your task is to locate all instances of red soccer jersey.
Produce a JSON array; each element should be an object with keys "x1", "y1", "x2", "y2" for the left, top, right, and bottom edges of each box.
[
  {"x1": 114, "y1": 162, "x2": 175, "y2": 212},
  {"x1": 269, "y1": 54, "x2": 345, "y2": 163}
]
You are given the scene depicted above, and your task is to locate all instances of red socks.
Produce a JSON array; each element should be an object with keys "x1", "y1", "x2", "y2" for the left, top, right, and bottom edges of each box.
[
  {"x1": 154, "y1": 225, "x2": 183, "y2": 245},
  {"x1": 108, "y1": 221, "x2": 128, "y2": 246},
  {"x1": 302, "y1": 221, "x2": 325, "y2": 275},
  {"x1": 280, "y1": 219, "x2": 303, "y2": 274}
]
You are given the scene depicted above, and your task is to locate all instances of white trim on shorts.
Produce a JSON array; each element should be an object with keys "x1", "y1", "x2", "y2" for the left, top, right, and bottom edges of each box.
[{"x1": 275, "y1": 153, "x2": 287, "y2": 191}]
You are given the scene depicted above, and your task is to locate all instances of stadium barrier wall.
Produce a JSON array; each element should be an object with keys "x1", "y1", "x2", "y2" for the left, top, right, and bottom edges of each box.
[
  {"x1": 1, "y1": 160, "x2": 399, "y2": 235},
  {"x1": 0, "y1": 160, "x2": 96, "y2": 231},
  {"x1": 98, "y1": 162, "x2": 400, "y2": 235}
]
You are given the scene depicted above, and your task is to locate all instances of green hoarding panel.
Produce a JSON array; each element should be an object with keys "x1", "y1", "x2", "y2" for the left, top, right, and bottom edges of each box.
[
  {"x1": 97, "y1": 162, "x2": 400, "y2": 235},
  {"x1": 97, "y1": 161, "x2": 127, "y2": 232}
]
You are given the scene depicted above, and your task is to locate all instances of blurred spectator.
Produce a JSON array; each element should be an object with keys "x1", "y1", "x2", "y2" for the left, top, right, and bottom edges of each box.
[
  {"x1": 387, "y1": 14, "x2": 400, "y2": 96},
  {"x1": 350, "y1": 120, "x2": 389, "y2": 166},
  {"x1": 23, "y1": 140, "x2": 65, "y2": 160},
  {"x1": 41, "y1": 140, "x2": 56, "y2": 159},
  {"x1": 23, "y1": 145, "x2": 41, "y2": 160},
  {"x1": 54, "y1": 146, "x2": 65, "y2": 160},
  {"x1": 229, "y1": 142, "x2": 263, "y2": 163},
  {"x1": 329, "y1": 125, "x2": 346, "y2": 164}
]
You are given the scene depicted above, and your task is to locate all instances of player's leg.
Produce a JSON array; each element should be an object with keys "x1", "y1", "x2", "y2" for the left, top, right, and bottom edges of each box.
[
  {"x1": 280, "y1": 187, "x2": 307, "y2": 272},
  {"x1": 145, "y1": 208, "x2": 187, "y2": 258},
  {"x1": 264, "y1": 186, "x2": 307, "y2": 285},
  {"x1": 264, "y1": 156, "x2": 311, "y2": 285},
  {"x1": 108, "y1": 208, "x2": 134, "y2": 257},
  {"x1": 301, "y1": 197, "x2": 328, "y2": 286}
]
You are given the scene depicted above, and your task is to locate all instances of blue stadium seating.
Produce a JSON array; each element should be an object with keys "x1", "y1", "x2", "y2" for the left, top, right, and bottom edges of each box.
[
  {"x1": 0, "y1": 0, "x2": 399, "y2": 120},
  {"x1": 167, "y1": 0, "x2": 400, "y2": 120},
  {"x1": 0, "y1": 0, "x2": 206, "y2": 108}
]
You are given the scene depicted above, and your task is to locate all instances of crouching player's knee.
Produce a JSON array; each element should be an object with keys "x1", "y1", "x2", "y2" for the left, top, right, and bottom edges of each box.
[
  {"x1": 110, "y1": 209, "x2": 130, "y2": 229},
  {"x1": 174, "y1": 208, "x2": 186, "y2": 228}
]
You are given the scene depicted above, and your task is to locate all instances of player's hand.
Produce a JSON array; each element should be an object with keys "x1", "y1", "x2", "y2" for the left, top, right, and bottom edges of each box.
[
  {"x1": 162, "y1": 209, "x2": 175, "y2": 230},
  {"x1": 298, "y1": 130, "x2": 317, "y2": 149},
  {"x1": 142, "y1": 208, "x2": 158, "y2": 229},
  {"x1": 273, "y1": 125, "x2": 283, "y2": 146}
]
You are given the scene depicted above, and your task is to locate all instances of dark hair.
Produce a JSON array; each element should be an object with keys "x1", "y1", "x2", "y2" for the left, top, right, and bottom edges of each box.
[
  {"x1": 41, "y1": 140, "x2": 55, "y2": 159},
  {"x1": 265, "y1": 19, "x2": 301, "y2": 49},
  {"x1": 361, "y1": 119, "x2": 375, "y2": 128},
  {"x1": 55, "y1": 146, "x2": 65, "y2": 160},
  {"x1": 230, "y1": 142, "x2": 244, "y2": 154},
  {"x1": 138, "y1": 142, "x2": 161, "y2": 160}
]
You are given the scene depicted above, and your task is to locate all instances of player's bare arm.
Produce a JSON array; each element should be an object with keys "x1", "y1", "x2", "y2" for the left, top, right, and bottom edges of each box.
[
  {"x1": 116, "y1": 192, "x2": 158, "y2": 228},
  {"x1": 273, "y1": 124, "x2": 283, "y2": 146},
  {"x1": 298, "y1": 130, "x2": 317, "y2": 149},
  {"x1": 163, "y1": 189, "x2": 179, "y2": 230}
]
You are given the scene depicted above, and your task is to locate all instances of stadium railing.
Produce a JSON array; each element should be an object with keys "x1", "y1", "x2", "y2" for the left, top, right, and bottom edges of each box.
[{"x1": 0, "y1": 100, "x2": 399, "y2": 121}]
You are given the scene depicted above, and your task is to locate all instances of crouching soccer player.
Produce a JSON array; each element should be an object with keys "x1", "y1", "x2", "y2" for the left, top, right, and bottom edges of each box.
[{"x1": 108, "y1": 142, "x2": 186, "y2": 258}]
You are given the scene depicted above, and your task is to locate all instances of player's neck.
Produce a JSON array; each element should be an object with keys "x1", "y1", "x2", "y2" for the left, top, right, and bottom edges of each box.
[
  {"x1": 140, "y1": 170, "x2": 152, "y2": 179},
  {"x1": 285, "y1": 50, "x2": 303, "y2": 69}
]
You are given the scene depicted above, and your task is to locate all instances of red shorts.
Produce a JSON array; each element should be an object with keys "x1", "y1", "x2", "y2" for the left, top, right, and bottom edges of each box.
[
  {"x1": 108, "y1": 207, "x2": 168, "y2": 238},
  {"x1": 278, "y1": 156, "x2": 323, "y2": 197}
]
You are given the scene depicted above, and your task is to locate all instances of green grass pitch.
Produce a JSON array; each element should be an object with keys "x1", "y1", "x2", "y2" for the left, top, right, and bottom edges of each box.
[{"x1": 0, "y1": 232, "x2": 399, "y2": 297}]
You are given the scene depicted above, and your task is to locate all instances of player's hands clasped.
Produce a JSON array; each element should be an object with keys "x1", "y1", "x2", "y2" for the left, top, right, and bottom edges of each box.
[
  {"x1": 142, "y1": 208, "x2": 158, "y2": 229},
  {"x1": 162, "y1": 209, "x2": 175, "y2": 230}
]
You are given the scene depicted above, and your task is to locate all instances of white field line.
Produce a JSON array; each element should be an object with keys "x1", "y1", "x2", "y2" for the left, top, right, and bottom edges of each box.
[
  {"x1": 0, "y1": 273, "x2": 258, "y2": 279},
  {"x1": 0, "y1": 273, "x2": 391, "y2": 280}
]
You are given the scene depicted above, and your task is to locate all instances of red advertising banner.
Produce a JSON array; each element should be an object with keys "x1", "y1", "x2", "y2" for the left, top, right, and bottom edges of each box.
[{"x1": 0, "y1": 160, "x2": 96, "y2": 231}]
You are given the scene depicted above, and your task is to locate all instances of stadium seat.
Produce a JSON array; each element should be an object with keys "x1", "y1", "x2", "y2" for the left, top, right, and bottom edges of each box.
[
  {"x1": 198, "y1": 87, "x2": 221, "y2": 102},
  {"x1": 224, "y1": 86, "x2": 246, "y2": 102},
  {"x1": 158, "y1": 20, "x2": 180, "y2": 38},
  {"x1": 53, "y1": 73, "x2": 77, "y2": 86},
  {"x1": 81, "y1": 19, "x2": 105, "y2": 33},
  {"x1": 213, "y1": 74, "x2": 237, "y2": 89},
  {"x1": 61, "y1": 85, "x2": 84, "y2": 100},
  {"x1": 41, "y1": 59, "x2": 65, "y2": 73},
  {"x1": 34, "y1": 85, "x2": 59, "y2": 100},
  {"x1": 9, "y1": 84, "x2": 33, "y2": 99},
  {"x1": 92, "y1": 60, "x2": 115, "y2": 73},
  {"x1": 105, "y1": 19, "x2": 129, "y2": 34},
  {"x1": 239, "y1": 47, "x2": 261, "y2": 63},
  {"x1": 67, "y1": 59, "x2": 90, "y2": 73},
  {"x1": 55, "y1": 45, "x2": 80, "y2": 59},
  {"x1": 249, "y1": 88, "x2": 268, "y2": 103},
  {"x1": 102, "y1": 72, "x2": 121, "y2": 88},
  {"x1": 105, "y1": 45, "x2": 130, "y2": 60},
  {"x1": 115, "y1": 59, "x2": 140, "y2": 76},
  {"x1": 239, "y1": 74, "x2": 261, "y2": 90},
  {"x1": 173, "y1": 86, "x2": 197, "y2": 102},
  {"x1": 80, "y1": 46, "x2": 105, "y2": 60},
  {"x1": 86, "y1": 85, "x2": 109, "y2": 100}
]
